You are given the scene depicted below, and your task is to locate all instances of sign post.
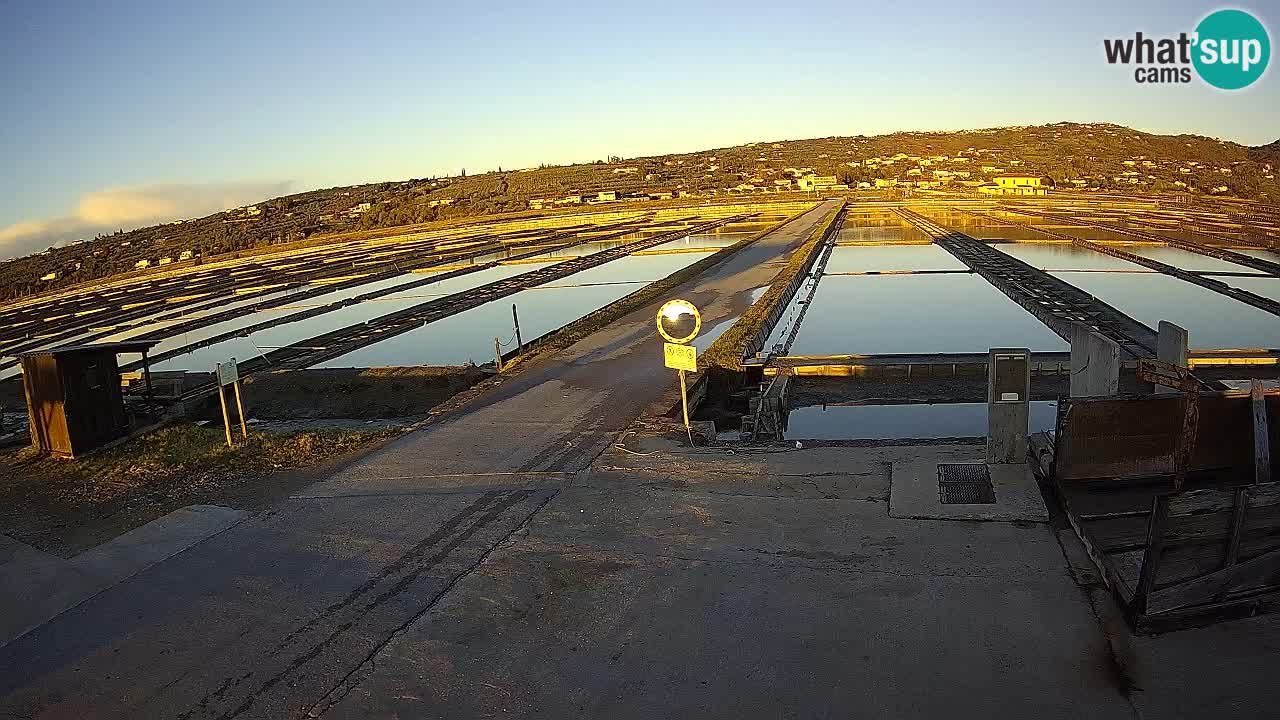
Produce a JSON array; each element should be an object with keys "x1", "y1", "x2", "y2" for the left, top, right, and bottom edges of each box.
[
  {"x1": 214, "y1": 358, "x2": 245, "y2": 447},
  {"x1": 656, "y1": 299, "x2": 701, "y2": 443}
]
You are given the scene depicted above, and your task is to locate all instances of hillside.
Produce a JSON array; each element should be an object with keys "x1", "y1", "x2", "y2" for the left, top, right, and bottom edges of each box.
[
  {"x1": 1249, "y1": 139, "x2": 1280, "y2": 166},
  {"x1": 3, "y1": 122, "x2": 1277, "y2": 304}
]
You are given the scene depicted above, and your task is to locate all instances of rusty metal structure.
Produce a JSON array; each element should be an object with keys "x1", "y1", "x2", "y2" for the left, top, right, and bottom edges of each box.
[{"x1": 1032, "y1": 384, "x2": 1279, "y2": 631}]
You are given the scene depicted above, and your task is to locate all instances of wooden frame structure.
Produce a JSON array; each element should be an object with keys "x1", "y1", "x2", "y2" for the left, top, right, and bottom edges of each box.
[{"x1": 1032, "y1": 382, "x2": 1280, "y2": 632}]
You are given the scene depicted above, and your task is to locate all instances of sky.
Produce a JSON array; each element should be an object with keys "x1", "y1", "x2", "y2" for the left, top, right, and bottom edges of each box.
[{"x1": 1, "y1": 0, "x2": 1276, "y2": 259}]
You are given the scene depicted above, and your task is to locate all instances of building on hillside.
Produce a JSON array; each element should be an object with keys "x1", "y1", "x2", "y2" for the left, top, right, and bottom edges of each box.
[{"x1": 978, "y1": 175, "x2": 1050, "y2": 196}]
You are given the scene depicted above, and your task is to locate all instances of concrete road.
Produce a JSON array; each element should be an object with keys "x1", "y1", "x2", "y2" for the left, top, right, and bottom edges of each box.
[
  {"x1": 0, "y1": 200, "x2": 841, "y2": 719},
  {"x1": 326, "y1": 442, "x2": 1280, "y2": 719}
]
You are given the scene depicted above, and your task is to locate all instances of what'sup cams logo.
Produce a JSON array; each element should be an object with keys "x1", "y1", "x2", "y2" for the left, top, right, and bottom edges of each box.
[{"x1": 1104, "y1": 8, "x2": 1270, "y2": 89}]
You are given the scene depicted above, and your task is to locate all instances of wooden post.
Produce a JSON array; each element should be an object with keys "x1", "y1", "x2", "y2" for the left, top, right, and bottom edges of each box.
[
  {"x1": 678, "y1": 369, "x2": 690, "y2": 430},
  {"x1": 678, "y1": 369, "x2": 693, "y2": 445},
  {"x1": 512, "y1": 303, "x2": 523, "y2": 354},
  {"x1": 233, "y1": 380, "x2": 248, "y2": 440},
  {"x1": 1224, "y1": 486, "x2": 1250, "y2": 569},
  {"x1": 494, "y1": 338, "x2": 504, "y2": 373},
  {"x1": 216, "y1": 379, "x2": 233, "y2": 448},
  {"x1": 1253, "y1": 379, "x2": 1272, "y2": 485},
  {"x1": 1216, "y1": 486, "x2": 1252, "y2": 602},
  {"x1": 1134, "y1": 495, "x2": 1170, "y2": 613},
  {"x1": 141, "y1": 349, "x2": 157, "y2": 421}
]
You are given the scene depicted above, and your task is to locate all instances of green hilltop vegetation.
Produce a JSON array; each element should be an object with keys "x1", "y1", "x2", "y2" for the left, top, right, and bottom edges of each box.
[{"x1": 3, "y1": 122, "x2": 1276, "y2": 303}]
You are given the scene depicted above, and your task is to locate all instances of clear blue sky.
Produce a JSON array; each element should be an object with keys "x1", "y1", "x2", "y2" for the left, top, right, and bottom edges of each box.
[{"x1": 0, "y1": 0, "x2": 1275, "y2": 251}]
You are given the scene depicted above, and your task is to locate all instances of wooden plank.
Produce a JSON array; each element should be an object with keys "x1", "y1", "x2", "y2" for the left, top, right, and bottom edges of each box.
[
  {"x1": 1078, "y1": 509, "x2": 1152, "y2": 521},
  {"x1": 1167, "y1": 481, "x2": 1280, "y2": 515},
  {"x1": 1155, "y1": 496, "x2": 1280, "y2": 546},
  {"x1": 1173, "y1": 390, "x2": 1200, "y2": 492},
  {"x1": 1255, "y1": 379, "x2": 1273, "y2": 485},
  {"x1": 1086, "y1": 515, "x2": 1156, "y2": 553},
  {"x1": 1147, "y1": 545, "x2": 1280, "y2": 614},
  {"x1": 1054, "y1": 471, "x2": 1136, "y2": 602},
  {"x1": 1134, "y1": 495, "x2": 1171, "y2": 613},
  {"x1": 1152, "y1": 533, "x2": 1280, "y2": 589},
  {"x1": 1218, "y1": 486, "x2": 1251, "y2": 601}
]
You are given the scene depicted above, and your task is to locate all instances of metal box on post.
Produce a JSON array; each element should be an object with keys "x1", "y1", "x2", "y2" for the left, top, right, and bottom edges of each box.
[{"x1": 987, "y1": 347, "x2": 1031, "y2": 465}]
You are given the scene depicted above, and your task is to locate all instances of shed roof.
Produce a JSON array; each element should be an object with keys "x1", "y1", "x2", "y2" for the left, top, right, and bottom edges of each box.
[{"x1": 17, "y1": 340, "x2": 160, "y2": 359}]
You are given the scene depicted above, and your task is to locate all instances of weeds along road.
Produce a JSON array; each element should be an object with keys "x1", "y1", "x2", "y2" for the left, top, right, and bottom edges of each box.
[{"x1": 0, "y1": 200, "x2": 841, "y2": 720}]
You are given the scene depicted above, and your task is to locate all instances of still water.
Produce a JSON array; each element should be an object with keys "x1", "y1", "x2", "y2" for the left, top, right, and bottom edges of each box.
[
  {"x1": 784, "y1": 401, "x2": 1058, "y2": 440},
  {"x1": 142, "y1": 230, "x2": 743, "y2": 371},
  {"x1": 787, "y1": 274, "x2": 1067, "y2": 355}
]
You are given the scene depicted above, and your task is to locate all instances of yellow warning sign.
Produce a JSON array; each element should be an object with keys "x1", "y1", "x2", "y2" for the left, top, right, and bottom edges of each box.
[{"x1": 664, "y1": 342, "x2": 697, "y2": 372}]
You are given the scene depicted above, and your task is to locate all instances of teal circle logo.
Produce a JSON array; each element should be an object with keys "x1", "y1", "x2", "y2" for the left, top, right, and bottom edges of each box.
[{"x1": 1193, "y1": 9, "x2": 1270, "y2": 89}]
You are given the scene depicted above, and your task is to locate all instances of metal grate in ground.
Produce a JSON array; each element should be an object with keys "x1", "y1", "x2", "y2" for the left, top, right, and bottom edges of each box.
[{"x1": 938, "y1": 463, "x2": 996, "y2": 504}]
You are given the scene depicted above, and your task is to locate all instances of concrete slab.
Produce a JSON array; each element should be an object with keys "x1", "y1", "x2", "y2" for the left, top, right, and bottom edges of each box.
[
  {"x1": 889, "y1": 459, "x2": 1049, "y2": 522},
  {"x1": 0, "y1": 535, "x2": 105, "y2": 650},
  {"x1": 0, "y1": 504, "x2": 247, "y2": 649},
  {"x1": 318, "y1": 459, "x2": 1128, "y2": 719}
]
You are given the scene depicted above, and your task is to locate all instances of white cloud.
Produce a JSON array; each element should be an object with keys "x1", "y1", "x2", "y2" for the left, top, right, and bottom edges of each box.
[{"x1": 0, "y1": 181, "x2": 292, "y2": 261}]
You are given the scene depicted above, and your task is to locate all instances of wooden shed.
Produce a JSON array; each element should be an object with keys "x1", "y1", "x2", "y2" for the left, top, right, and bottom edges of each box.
[{"x1": 18, "y1": 341, "x2": 159, "y2": 458}]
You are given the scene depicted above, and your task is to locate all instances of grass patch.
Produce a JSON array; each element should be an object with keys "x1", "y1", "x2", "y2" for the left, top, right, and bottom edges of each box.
[
  {"x1": 13, "y1": 424, "x2": 393, "y2": 489},
  {"x1": 1, "y1": 424, "x2": 399, "y2": 556}
]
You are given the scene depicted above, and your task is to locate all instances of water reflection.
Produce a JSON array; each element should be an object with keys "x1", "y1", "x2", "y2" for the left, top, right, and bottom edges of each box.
[
  {"x1": 824, "y1": 245, "x2": 967, "y2": 273},
  {"x1": 1052, "y1": 272, "x2": 1280, "y2": 349},
  {"x1": 783, "y1": 401, "x2": 1058, "y2": 440},
  {"x1": 1122, "y1": 246, "x2": 1268, "y2": 274},
  {"x1": 788, "y1": 275, "x2": 1067, "y2": 355}
]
